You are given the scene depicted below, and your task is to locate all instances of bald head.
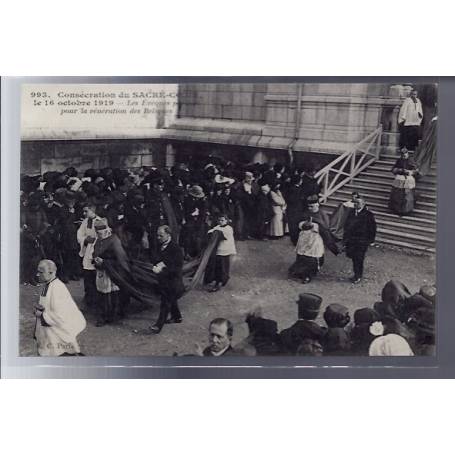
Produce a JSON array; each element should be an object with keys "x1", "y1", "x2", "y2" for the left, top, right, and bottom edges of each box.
[{"x1": 36, "y1": 260, "x2": 57, "y2": 283}]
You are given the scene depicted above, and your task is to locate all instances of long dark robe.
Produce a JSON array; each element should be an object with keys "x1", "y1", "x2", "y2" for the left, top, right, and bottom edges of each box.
[
  {"x1": 414, "y1": 117, "x2": 437, "y2": 177},
  {"x1": 328, "y1": 203, "x2": 353, "y2": 250},
  {"x1": 285, "y1": 185, "x2": 305, "y2": 245},
  {"x1": 102, "y1": 230, "x2": 223, "y2": 307}
]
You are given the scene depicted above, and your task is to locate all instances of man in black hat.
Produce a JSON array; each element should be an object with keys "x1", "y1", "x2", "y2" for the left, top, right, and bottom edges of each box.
[
  {"x1": 343, "y1": 197, "x2": 376, "y2": 284},
  {"x1": 279, "y1": 293, "x2": 326, "y2": 355}
]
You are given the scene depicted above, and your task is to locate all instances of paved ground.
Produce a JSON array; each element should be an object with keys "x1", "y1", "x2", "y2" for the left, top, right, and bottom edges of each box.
[{"x1": 19, "y1": 238, "x2": 435, "y2": 356}]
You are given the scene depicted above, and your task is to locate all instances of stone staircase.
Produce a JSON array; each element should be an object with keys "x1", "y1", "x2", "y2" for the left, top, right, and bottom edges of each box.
[{"x1": 323, "y1": 136, "x2": 437, "y2": 254}]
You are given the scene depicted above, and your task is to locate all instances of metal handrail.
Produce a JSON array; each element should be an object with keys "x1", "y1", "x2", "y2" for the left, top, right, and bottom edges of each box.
[{"x1": 315, "y1": 125, "x2": 383, "y2": 202}]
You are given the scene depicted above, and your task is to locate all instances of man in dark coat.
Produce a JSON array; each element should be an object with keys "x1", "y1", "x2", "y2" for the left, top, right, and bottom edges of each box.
[
  {"x1": 147, "y1": 225, "x2": 185, "y2": 334},
  {"x1": 200, "y1": 318, "x2": 253, "y2": 356},
  {"x1": 233, "y1": 171, "x2": 259, "y2": 240},
  {"x1": 284, "y1": 174, "x2": 305, "y2": 245},
  {"x1": 300, "y1": 165, "x2": 321, "y2": 209},
  {"x1": 255, "y1": 182, "x2": 274, "y2": 240},
  {"x1": 279, "y1": 293, "x2": 326, "y2": 355},
  {"x1": 343, "y1": 198, "x2": 377, "y2": 284}
]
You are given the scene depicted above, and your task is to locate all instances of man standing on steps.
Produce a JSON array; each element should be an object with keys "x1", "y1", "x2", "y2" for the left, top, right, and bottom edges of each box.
[
  {"x1": 343, "y1": 198, "x2": 377, "y2": 284},
  {"x1": 398, "y1": 88, "x2": 423, "y2": 151}
]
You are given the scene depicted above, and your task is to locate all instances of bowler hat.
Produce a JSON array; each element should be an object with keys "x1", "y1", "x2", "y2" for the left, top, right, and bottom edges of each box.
[{"x1": 296, "y1": 293, "x2": 322, "y2": 320}]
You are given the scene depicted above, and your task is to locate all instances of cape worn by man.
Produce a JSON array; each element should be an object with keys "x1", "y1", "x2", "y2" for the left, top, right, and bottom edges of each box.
[{"x1": 34, "y1": 278, "x2": 86, "y2": 356}]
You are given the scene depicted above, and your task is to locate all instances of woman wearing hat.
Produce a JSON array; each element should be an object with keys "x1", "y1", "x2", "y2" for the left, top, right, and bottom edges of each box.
[
  {"x1": 389, "y1": 147, "x2": 419, "y2": 215},
  {"x1": 268, "y1": 182, "x2": 287, "y2": 239}
]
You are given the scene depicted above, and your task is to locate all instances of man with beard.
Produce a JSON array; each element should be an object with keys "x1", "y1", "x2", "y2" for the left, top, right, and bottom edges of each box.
[{"x1": 343, "y1": 197, "x2": 377, "y2": 284}]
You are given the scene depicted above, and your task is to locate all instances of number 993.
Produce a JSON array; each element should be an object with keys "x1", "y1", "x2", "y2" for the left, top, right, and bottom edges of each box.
[{"x1": 30, "y1": 92, "x2": 48, "y2": 98}]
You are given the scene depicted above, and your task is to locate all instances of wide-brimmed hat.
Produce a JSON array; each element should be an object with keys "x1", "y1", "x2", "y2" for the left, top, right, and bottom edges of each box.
[{"x1": 188, "y1": 185, "x2": 205, "y2": 198}]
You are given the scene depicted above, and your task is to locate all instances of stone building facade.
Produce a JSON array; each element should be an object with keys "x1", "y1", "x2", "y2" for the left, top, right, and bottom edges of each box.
[{"x1": 21, "y1": 82, "x2": 437, "y2": 175}]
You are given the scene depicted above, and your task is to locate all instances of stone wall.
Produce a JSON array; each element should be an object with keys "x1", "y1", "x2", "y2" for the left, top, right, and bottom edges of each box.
[
  {"x1": 21, "y1": 139, "x2": 167, "y2": 176},
  {"x1": 178, "y1": 83, "x2": 267, "y2": 122},
  {"x1": 170, "y1": 83, "x2": 402, "y2": 157}
]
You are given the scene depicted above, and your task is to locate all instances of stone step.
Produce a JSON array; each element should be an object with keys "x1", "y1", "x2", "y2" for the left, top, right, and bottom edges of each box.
[
  {"x1": 335, "y1": 188, "x2": 437, "y2": 209},
  {"x1": 328, "y1": 196, "x2": 436, "y2": 219},
  {"x1": 343, "y1": 183, "x2": 437, "y2": 201},
  {"x1": 377, "y1": 227, "x2": 435, "y2": 246},
  {"x1": 324, "y1": 201, "x2": 436, "y2": 228},
  {"x1": 370, "y1": 164, "x2": 437, "y2": 178},
  {"x1": 351, "y1": 177, "x2": 436, "y2": 194},
  {"x1": 373, "y1": 218, "x2": 436, "y2": 236},
  {"x1": 374, "y1": 236, "x2": 435, "y2": 254},
  {"x1": 354, "y1": 171, "x2": 437, "y2": 187}
]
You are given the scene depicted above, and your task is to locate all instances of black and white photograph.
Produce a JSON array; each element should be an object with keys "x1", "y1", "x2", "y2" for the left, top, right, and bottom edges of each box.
[{"x1": 18, "y1": 81, "x2": 437, "y2": 358}]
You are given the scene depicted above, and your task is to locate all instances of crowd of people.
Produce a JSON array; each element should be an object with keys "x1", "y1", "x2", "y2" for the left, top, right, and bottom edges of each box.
[
  {"x1": 198, "y1": 279, "x2": 436, "y2": 357},
  {"x1": 20, "y1": 148, "x2": 434, "y2": 356}
]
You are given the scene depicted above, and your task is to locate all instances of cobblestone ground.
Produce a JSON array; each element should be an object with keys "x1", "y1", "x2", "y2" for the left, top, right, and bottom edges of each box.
[{"x1": 19, "y1": 238, "x2": 435, "y2": 356}]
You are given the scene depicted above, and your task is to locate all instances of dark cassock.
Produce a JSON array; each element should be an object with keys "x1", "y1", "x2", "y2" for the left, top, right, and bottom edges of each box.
[
  {"x1": 124, "y1": 194, "x2": 149, "y2": 259},
  {"x1": 93, "y1": 221, "x2": 131, "y2": 325},
  {"x1": 233, "y1": 174, "x2": 260, "y2": 240},
  {"x1": 389, "y1": 152, "x2": 418, "y2": 216},
  {"x1": 300, "y1": 173, "x2": 321, "y2": 209},
  {"x1": 284, "y1": 177, "x2": 305, "y2": 245},
  {"x1": 59, "y1": 195, "x2": 82, "y2": 280},
  {"x1": 180, "y1": 186, "x2": 209, "y2": 259},
  {"x1": 414, "y1": 116, "x2": 437, "y2": 177},
  {"x1": 343, "y1": 202, "x2": 377, "y2": 282},
  {"x1": 20, "y1": 194, "x2": 49, "y2": 285},
  {"x1": 255, "y1": 185, "x2": 274, "y2": 240}
]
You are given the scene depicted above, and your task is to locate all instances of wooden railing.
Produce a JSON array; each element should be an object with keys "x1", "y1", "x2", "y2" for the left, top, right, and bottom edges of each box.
[{"x1": 315, "y1": 125, "x2": 383, "y2": 202}]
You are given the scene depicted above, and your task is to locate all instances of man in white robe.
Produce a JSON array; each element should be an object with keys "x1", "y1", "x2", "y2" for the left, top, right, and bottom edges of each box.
[
  {"x1": 34, "y1": 259, "x2": 86, "y2": 356},
  {"x1": 398, "y1": 88, "x2": 423, "y2": 151}
]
